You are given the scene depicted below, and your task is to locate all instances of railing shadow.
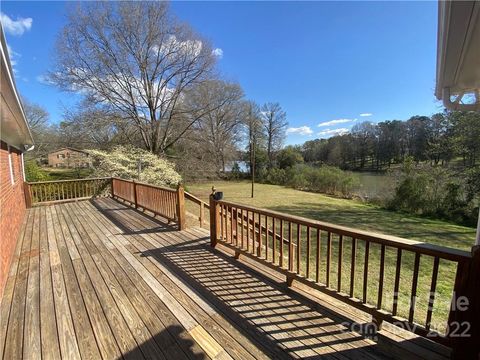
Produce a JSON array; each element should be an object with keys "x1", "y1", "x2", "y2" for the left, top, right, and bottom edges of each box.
[
  {"x1": 91, "y1": 197, "x2": 391, "y2": 359},
  {"x1": 90, "y1": 198, "x2": 178, "y2": 235}
]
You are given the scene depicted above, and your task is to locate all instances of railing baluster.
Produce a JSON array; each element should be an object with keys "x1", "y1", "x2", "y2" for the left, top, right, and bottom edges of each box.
[
  {"x1": 363, "y1": 241, "x2": 370, "y2": 303},
  {"x1": 288, "y1": 221, "x2": 293, "y2": 271},
  {"x1": 279, "y1": 219, "x2": 284, "y2": 268},
  {"x1": 350, "y1": 238, "x2": 357, "y2": 298},
  {"x1": 272, "y1": 217, "x2": 276, "y2": 264},
  {"x1": 378, "y1": 244, "x2": 386, "y2": 309},
  {"x1": 425, "y1": 256, "x2": 440, "y2": 331},
  {"x1": 234, "y1": 207, "x2": 238, "y2": 246},
  {"x1": 296, "y1": 224, "x2": 301, "y2": 274},
  {"x1": 338, "y1": 235, "x2": 343, "y2": 291},
  {"x1": 241, "y1": 209, "x2": 244, "y2": 249},
  {"x1": 326, "y1": 232, "x2": 332, "y2": 287},
  {"x1": 264, "y1": 216, "x2": 269, "y2": 260},
  {"x1": 230, "y1": 207, "x2": 234, "y2": 244},
  {"x1": 409, "y1": 253, "x2": 421, "y2": 323},
  {"x1": 226, "y1": 206, "x2": 231, "y2": 243},
  {"x1": 220, "y1": 204, "x2": 224, "y2": 240},
  {"x1": 246, "y1": 211, "x2": 250, "y2": 253},
  {"x1": 316, "y1": 229, "x2": 321, "y2": 283},
  {"x1": 306, "y1": 226, "x2": 311, "y2": 279},
  {"x1": 258, "y1": 213, "x2": 262, "y2": 257},
  {"x1": 392, "y1": 248, "x2": 402, "y2": 316}
]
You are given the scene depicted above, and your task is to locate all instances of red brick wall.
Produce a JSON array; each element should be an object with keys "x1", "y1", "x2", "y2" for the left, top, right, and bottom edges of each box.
[{"x1": 0, "y1": 141, "x2": 26, "y2": 299}]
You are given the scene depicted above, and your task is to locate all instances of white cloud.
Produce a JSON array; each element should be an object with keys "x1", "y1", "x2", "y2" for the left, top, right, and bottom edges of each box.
[
  {"x1": 318, "y1": 118, "x2": 355, "y2": 127},
  {"x1": 212, "y1": 48, "x2": 223, "y2": 58},
  {"x1": 286, "y1": 126, "x2": 313, "y2": 136},
  {"x1": 6, "y1": 43, "x2": 20, "y2": 73},
  {"x1": 317, "y1": 128, "x2": 349, "y2": 137},
  {"x1": 36, "y1": 74, "x2": 53, "y2": 85},
  {"x1": 0, "y1": 12, "x2": 32, "y2": 36},
  {"x1": 359, "y1": 113, "x2": 373, "y2": 117}
]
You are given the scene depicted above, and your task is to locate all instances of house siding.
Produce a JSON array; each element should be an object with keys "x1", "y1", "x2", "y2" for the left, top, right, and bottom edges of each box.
[
  {"x1": 48, "y1": 148, "x2": 91, "y2": 168},
  {"x1": 0, "y1": 140, "x2": 26, "y2": 299}
]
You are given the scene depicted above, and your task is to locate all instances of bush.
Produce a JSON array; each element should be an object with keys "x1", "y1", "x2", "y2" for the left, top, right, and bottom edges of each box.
[
  {"x1": 88, "y1": 145, "x2": 182, "y2": 187},
  {"x1": 229, "y1": 162, "x2": 243, "y2": 180},
  {"x1": 24, "y1": 161, "x2": 49, "y2": 182},
  {"x1": 258, "y1": 164, "x2": 358, "y2": 198},
  {"x1": 387, "y1": 159, "x2": 478, "y2": 226}
]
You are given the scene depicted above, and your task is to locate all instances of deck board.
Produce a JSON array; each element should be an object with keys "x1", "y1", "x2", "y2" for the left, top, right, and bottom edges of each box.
[{"x1": 1, "y1": 197, "x2": 441, "y2": 359}]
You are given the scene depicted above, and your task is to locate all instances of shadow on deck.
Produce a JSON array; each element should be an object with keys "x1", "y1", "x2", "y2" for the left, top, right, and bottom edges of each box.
[{"x1": 0, "y1": 197, "x2": 450, "y2": 360}]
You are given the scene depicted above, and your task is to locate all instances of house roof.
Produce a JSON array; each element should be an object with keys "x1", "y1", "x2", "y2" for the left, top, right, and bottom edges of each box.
[
  {"x1": 0, "y1": 24, "x2": 34, "y2": 150},
  {"x1": 49, "y1": 147, "x2": 90, "y2": 155},
  {"x1": 436, "y1": 1, "x2": 480, "y2": 110}
]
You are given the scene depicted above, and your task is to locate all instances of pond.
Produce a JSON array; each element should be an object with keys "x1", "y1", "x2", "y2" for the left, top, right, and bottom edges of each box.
[{"x1": 353, "y1": 172, "x2": 396, "y2": 200}]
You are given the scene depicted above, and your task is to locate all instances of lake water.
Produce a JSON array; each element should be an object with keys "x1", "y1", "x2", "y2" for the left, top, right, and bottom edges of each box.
[{"x1": 353, "y1": 172, "x2": 396, "y2": 200}]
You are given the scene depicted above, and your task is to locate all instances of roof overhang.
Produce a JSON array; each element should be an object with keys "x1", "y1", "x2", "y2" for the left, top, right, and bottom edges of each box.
[
  {"x1": 436, "y1": 1, "x2": 480, "y2": 111},
  {"x1": 0, "y1": 24, "x2": 34, "y2": 150}
]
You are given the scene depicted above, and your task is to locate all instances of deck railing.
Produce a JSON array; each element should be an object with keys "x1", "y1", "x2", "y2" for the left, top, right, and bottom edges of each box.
[
  {"x1": 25, "y1": 177, "x2": 186, "y2": 230},
  {"x1": 111, "y1": 177, "x2": 185, "y2": 229},
  {"x1": 209, "y1": 193, "x2": 479, "y2": 355},
  {"x1": 184, "y1": 191, "x2": 209, "y2": 228},
  {"x1": 24, "y1": 177, "x2": 111, "y2": 206}
]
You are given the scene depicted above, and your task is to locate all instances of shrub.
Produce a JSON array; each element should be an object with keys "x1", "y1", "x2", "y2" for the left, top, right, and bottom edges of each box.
[
  {"x1": 388, "y1": 160, "x2": 478, "y2": 226},
  {"x1": 258, "y1": 164, "x2": 358, "y2": 198},
  {"x1": 24, "y1": 161, "x2": 49, "y2": 182},
  {"x1": 88, "y1": 145, "x2": 182, "y2": 187}
]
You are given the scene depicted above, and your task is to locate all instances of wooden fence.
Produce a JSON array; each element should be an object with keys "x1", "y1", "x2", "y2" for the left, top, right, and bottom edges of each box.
[
  {"x1": 209, "y1": 194, "x2": 479, "y2": 355},
  {"x1": 25, "y1": 177, "x2": 111, "y2": 206},
  {"x1": 111, "y1": 178, "x2": 185, "y2": 229}
]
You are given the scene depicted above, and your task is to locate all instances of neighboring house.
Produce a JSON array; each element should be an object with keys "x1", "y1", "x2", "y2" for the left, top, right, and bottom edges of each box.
[
  {"x1": 0, "y1": 26, "x2": 34, "y2": 298},
  {"x1": 48, "y1": 147, "x2": 91, "y2": 168}
]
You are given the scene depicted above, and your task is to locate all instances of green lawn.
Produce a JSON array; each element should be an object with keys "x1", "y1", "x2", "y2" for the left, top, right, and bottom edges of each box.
[
  {"x1": 186, "y1": 180, "x2": 476, "y2": 334},
  {"x1": 40, "y1": 167, "x2": 94, "y2": 181}
]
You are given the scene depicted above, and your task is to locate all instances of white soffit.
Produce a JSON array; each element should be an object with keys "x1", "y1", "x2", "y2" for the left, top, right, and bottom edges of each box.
[
  {"x1": 0, "y1": 24, "x2": 34, "y2": 149},
  {"x1": 436, "y1": 1, "x2": 480, "y2": 111}
]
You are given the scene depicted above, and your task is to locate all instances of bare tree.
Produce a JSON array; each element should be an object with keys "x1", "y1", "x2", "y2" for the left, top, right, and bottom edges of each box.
[
  {"x1": 188, "y1": 80, "x2": 244, "y2": 174},
  {"x1": 261, "y1": 102, "x2": 288, "y2": 168},
  {"x1": 50, "y1": 2, "x2": 217, "y2": 154},
  {"x1": 243, "y1": 101, "x2": 265, "y2": 197},
  {"x1": 22, "y1": 99, "x2": 57, "y2": 159},
  {"x1": 61, "y1": 101, "x2": 139, "y2": 150},
  {"x1": 23, "y1": 98, "x2": 49, "y2": 133}
]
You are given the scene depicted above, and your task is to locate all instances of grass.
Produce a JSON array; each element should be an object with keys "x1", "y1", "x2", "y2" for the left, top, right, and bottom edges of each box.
[
  {"x1": 186, "y1": 180, "x2": 476, "y2": 334},
  {"x1": 39, "y1": 167, "x2": 94, "y2": 181}
]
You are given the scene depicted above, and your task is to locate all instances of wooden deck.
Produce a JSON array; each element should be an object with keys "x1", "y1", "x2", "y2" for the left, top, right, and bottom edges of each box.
[{"x1": 1, "y1": 197, "x2": 436, "y2": 359}]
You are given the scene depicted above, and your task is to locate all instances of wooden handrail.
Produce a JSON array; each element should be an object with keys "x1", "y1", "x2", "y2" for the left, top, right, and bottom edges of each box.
[
  {"x1": 27, "y1": 177, "x2": 111, "y2": 205},
  {"x1": 111, "y1": 177, "x2": 185, "y2": 230},
  {"x1": 209, "y1": 195, "x2": 478, "y2": 350},
  {"x1": 27, "y1": 177, "x2": 111, "y2": 185},
  {"x1": 184, "y1": 191, "x2": 210, "y2": 228},
  {"x1": 112, "y1": 177, "x2": 176, "y2": 193},
  {"x1": 216, "y1": 199, "x2": 471, "y2": 262}
]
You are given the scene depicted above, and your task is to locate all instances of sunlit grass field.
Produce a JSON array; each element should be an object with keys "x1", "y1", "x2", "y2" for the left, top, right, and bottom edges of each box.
[{"x1": 186, "y1": 181, "x2": 476, "y2": 334}]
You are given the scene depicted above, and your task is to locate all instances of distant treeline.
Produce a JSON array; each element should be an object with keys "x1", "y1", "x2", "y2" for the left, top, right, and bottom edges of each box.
[{"x1": 300, "y1": 111, "x2": 479, "y2": 171}]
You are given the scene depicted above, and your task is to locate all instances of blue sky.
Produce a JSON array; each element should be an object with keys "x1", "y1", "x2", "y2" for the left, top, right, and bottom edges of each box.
[{"x1": 1, "y1": 1, "x2": 443, "y2": 145}]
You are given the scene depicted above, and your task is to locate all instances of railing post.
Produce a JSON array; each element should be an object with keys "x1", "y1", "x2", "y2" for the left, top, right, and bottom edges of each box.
[
  {"x1": 133, "y1": 180, "x2": 138, "y2": 209},
  {"x1": 111, "y1": 178, "x2": 115, "y2": 198},
  {"x1": 176, "y1": 183, "x2": 186, "y2": 231},
  {"x1": 449, "y1": 245, "x2": 480, "y2": 360},
  {"x1": 209, "y1": 187, "x2": 218, "y2": 247},
  {"x1": 23, "y1": 182, "x2": 32, "y2": 208}
]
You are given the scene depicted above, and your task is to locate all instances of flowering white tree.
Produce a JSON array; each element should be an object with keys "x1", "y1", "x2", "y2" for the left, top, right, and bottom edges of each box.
[{"x1": 88, "y1": 146, "x2": 181, "y2": 187}]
